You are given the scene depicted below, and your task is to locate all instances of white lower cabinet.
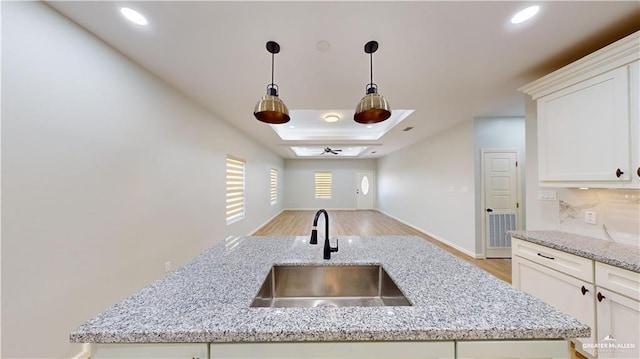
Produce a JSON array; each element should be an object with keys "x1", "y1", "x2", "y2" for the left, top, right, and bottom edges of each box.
[
  {"x1": 594, "y1": 262, "x2": 640, "y2": 359},
  {"x1": 512, "y1": 255, "x2": 596, "y2": 356},
  {"x1": 209, "y1": 341, "x2": 454, "y2": 359},
  {"x1": 456, "y1": 340, "x2": 570, "y2": 359},
  {"x1": 90, "y1": 340, "x2": 571, "y2": 359},
  {"x1": 91, "y1": 343, "x2": 208, "y2": 358},
  {"x1": 512, "y1": 238, "x2": 640, "y2": 359}
]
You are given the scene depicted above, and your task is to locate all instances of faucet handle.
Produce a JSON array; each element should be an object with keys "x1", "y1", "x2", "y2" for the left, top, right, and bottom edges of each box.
[{"x1": 331, "y1": 238, "x2": 339, "y2": 253}]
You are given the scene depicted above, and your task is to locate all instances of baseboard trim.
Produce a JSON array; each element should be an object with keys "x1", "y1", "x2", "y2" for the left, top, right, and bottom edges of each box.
[
  {"x1": 376, "y1": 209, "x2": 481, "y2": 259},
  {"x1": 249, "y1": 209, "x2": 284, "y2": 235}
]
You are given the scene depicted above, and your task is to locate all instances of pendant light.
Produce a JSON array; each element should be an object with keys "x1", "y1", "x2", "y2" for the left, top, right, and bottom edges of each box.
[
  {"x1": 254, "y1": 41, "x2": 290, "y2": 124},
  {"x1": 354, "y1": 40, "x2": 391, "y2": 124}
]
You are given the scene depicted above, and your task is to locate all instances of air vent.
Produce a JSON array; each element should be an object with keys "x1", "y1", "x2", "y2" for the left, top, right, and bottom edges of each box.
[{"x1": 402, "y1": 126, "x2": 414, "y2": 132}]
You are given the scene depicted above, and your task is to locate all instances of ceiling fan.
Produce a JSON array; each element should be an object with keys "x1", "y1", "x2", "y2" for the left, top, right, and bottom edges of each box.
[{"x1": 321, "y1": 147, "x2": 342, "y2": 155}]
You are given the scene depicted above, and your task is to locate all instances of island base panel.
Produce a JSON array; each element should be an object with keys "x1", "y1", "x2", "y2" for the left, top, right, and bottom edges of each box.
[
  {"x1": 91, "y1": 343, "x2": 208, "y2": 358},
  {"x1": 90, "y1": 340, "x2": 571, "y2": 359},
  {"x1": 456, "y1": 340, "x2": 570, "y2": 358},
  {"x1": 210, "y1": 341, "x2": 454, "y2": 359}
]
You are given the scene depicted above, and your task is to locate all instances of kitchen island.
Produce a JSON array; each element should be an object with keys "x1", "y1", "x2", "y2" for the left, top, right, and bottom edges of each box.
[{"x1": 71, "y1": 236, "x2": 589, "y2": 358}]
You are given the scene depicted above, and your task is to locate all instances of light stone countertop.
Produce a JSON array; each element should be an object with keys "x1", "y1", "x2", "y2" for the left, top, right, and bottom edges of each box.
[
  {"x1": 508, "y1": 231, "x2": 640, "y2": 273},
  {"x1": 70, "y1": 236, "x2": 589, "y2": 343}
]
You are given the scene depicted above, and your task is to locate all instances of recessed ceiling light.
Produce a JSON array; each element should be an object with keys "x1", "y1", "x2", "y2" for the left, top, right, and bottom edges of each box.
[
  {"x1": 288, "y1": 125, "x2": 295, "y2": 129},
  {"x1": 366, "y1": 125, "x2": 373, "y2": 129},
  {"x1": 510, "y1": 5, "x2": 540, "y2": 24},
  {"x1": 316, "y1": 40, "x2": 331, "y2": 52},
  {"x1": 120, "y1": 7, "x2": 148, "y2": 26},
  {"x1": 324, "y1": 115, "x2": 340, "y2": 123}
]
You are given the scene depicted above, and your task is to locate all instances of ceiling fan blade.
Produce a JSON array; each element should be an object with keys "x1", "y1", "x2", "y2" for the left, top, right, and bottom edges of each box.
[{"x1": 322, "y1": 147, "x2": 342, "y2": 155}]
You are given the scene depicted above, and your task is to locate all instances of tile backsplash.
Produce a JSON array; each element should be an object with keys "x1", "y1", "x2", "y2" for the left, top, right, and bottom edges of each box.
[{"x1": 558, "y1": 188, "x2": 640, "y2": 247}]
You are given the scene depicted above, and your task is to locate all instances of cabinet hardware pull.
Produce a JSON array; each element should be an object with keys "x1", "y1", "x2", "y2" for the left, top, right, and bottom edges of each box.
[
  {"x1": 616, "y1": 168, "x2": 624, "y2": 178},
  {"x1": 597, "y1": 292, "x2": 606, "y2": 302},
  {"x1": 581, "y1": 286, "x2": 589, "y2": 295},
  {"x1": 537, "y1": 253, "x2": 555, "y2": 260},
  {"x1": 637, "y1": 167, "x2": 640, "y2": 178}
]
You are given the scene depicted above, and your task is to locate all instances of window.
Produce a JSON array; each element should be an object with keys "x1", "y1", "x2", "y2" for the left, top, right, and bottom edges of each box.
[
  {"x1": 270, "y1": 168, "x2": 278, "y2": 205},
  {"x1": 314, "y1": 171, "x2": 332, "y2": 199},
  {"x1": 226, "y1": 156, "x2": 245, "y2": 224}
]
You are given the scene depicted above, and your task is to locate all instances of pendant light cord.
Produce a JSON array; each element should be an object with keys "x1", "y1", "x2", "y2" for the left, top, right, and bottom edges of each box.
[
  {"x1": 369, "y1": 52, "x2": 373, "y2": 86},
  {"x1": 271, "y1": 52, "x2": 275, "y2": 87}
]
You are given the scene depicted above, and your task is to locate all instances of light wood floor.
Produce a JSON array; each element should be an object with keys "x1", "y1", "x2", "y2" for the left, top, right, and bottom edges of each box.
[{"x1": 254, "y1": 210, "x2": 512, "y2": 283}]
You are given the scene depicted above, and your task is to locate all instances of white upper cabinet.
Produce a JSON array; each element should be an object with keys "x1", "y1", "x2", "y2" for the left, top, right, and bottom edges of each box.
[
  {"x1": 521, "y1": 31, "x2": 640, "y2": 188},
  {"x1": 538, "y1": 66, "x2": 630, "y2": 182}
]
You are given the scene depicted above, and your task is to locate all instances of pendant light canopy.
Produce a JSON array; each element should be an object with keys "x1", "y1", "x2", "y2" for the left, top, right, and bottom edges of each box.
[
  {"x1": 354, "y1": 41, "x2": 391, "y2": 124},
  {"x1": 254, "y1": 41, "x2": 290, "y2": 124}
]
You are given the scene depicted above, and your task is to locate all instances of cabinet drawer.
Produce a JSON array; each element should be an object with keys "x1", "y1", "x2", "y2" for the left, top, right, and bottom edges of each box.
[
  {"x1": 596, "y1": 261, "x2": 640, "y2": 300},
  {"x1": 512, "y1": 238, "x2": 593, "y2": 282}
]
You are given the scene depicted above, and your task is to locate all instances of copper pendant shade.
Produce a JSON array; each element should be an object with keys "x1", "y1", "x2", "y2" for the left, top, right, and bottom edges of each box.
[
  {"x1": 254, "y1": 41, "x2": 290, "y2": 124},
  {"x1": 354, "y1": 41, "x2": 391, "y2": 124}
]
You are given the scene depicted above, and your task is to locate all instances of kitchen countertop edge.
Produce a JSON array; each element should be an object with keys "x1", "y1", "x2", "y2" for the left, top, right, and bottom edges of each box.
[{"x1": 508, "y1": 230, "x2": 640, "y2": 273}]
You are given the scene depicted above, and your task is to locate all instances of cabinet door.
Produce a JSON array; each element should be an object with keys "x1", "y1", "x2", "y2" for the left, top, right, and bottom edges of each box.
[
  {"x1": 456, "y1": 340, "x2": 570, "y2": 358},
  {"x1": 630, "y1": 61, "x2": 640, "y2": 185},
  {"x1": 210, "y1": 341, "x2": 454, "y2": 359},
  {"x1": 512, "y1": 256, "x2": 596, "y2": 356},
  {"x1": 92, "y1": 343, "x2": 209, "y2": 359},
  {"x1": 595, "y1": 287, "x2": 640, "y2": 359},
  {"x1": 537, "y1": 66, "x2": 630, "y2": 183}
]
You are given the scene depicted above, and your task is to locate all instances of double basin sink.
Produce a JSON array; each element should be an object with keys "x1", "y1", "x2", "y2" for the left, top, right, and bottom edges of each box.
[{"x1": 251, "y1": 265, "x2": 411, "y2": 308}]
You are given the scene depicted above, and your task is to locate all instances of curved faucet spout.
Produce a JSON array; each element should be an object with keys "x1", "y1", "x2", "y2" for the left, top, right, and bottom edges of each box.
[
  {"x1": 310, "y1": 209, "x2": 328, "y2": 245},
  {"x1": 310, "y1": 209, "x2": 338, "y2": 259}
]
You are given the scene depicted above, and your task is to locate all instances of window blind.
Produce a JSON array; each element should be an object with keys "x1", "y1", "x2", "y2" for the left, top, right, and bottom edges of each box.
[
  {"x1": 270, "y1": 168, "x2": 278, "y2": 205},
  {"x1": 314, "y1": 171, "x2": 332, "y2": 199},
  {"x1": 226, "y1": 156, "x2": 245, "y2": 223}
]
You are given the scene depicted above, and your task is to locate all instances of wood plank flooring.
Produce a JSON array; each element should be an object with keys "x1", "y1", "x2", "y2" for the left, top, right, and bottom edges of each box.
[{"x1": 254, "y1": 210, "x2": 512, "y2": 283}]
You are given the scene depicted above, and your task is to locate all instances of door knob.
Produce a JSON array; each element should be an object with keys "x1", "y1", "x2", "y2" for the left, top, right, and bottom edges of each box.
[
  {"x1": 486, "y1": 208, "x2": 493, "y2": 213},
  {"x1": 581, "y1": 286, "x2": 589, "y2": 295}
]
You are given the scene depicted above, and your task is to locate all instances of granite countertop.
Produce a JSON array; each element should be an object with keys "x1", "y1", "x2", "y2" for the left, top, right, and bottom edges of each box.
[
  {"x1": 70, "y1": 235, "x2": 589, "y2": 343},
  {"x1": 508, "y1": 231, "x2": 640, "y2": 273}
]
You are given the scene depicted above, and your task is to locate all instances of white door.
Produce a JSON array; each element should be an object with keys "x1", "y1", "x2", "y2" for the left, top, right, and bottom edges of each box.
[
  {"x1": 483, "y1": 151, "x2": 519, "y2": 258},
  {"x1": 356, "y1": 172, "x2": 374, "y2": 210}
]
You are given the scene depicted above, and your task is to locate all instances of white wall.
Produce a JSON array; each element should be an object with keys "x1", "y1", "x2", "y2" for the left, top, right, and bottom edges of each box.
[
  {"x1": 473, "y1": 117, "x2": 526, "y2": 254},
  {"x1": 1, "y1": 2, "x2": 283, "y2": 358},
  {"x1": 284, "y1": 159, "x2": 376, "y2": 209},
  {"x1": 377, "y1": 120, "x2": 476, "y2": 256}
]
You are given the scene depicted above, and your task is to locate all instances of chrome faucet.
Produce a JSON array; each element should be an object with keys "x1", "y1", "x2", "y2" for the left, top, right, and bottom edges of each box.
[{"x1": 310, "y1": 209, "x2": 338, "y2": 260}]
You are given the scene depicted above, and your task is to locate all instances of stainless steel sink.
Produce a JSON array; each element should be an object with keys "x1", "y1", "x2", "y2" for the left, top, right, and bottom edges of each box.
[{"x1": 250, "y1": 265, "x2": 411, "y2": 308}]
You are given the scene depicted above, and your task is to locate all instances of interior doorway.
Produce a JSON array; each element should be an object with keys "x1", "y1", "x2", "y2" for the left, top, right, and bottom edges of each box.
[
  {"x1": 482, "y1": 150, "x2": 521, "y2": 258},
  {"x1": 356, "y1": 171, "x2": 375, "y2": 210}
]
